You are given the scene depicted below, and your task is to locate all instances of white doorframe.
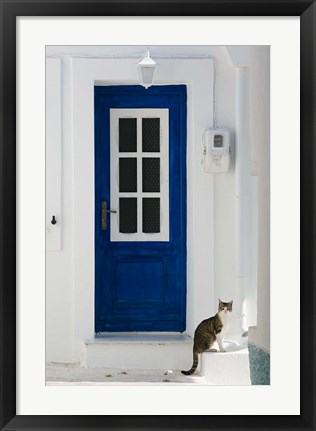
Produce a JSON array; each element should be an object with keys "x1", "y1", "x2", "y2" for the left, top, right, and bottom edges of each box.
[{"x1": 72, "y1": 57, "x2": 215, "y2": 359}]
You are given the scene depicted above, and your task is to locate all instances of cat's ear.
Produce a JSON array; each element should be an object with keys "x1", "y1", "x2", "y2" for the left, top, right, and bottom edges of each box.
[
  {"x1": 218, "y1": 299, "x2": 222, "y2": 304},
  {"x1": 229, "y1": 300, "x2": 233, "y2": 305}
]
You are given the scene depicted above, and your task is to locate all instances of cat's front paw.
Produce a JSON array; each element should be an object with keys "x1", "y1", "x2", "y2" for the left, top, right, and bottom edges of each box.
[
  {"x1": 220, "y1": 348, "x2": 226, "y2": 352},
  {"x1": 208, "y1": 348, "x2": 217, "y2": 352}
]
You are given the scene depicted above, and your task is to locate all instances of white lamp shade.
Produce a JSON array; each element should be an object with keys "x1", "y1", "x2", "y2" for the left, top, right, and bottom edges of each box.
[
  {"x1": 137, "y1": 50, "x2": 156, "y2": 89},
  {"x1": 137, "y1": 65, "x2": 156, "y2": 89}
]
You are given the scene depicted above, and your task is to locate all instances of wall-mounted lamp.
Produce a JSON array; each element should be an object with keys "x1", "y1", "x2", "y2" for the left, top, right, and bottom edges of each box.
[{"x1": 137, "y1": 49, "x2": 156, "y2": 89}]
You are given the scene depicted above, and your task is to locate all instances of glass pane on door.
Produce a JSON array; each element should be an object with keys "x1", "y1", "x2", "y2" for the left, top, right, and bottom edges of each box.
[
  {"x1": 142, "y1": 158, "x2": 160, "y2": 192},
  {"x1": 119, "y1": 158, "x2": 137, "y2": 192},
  {"x1": 119, "y1": 198, "x2": 137, "y2": 233},
  {"x1": 143, "y1": 198, "x2": 160, "y2": 233},
  {"x1": 119, "y1": 118, "x2": 137, "y2": 152},
  {"x1": 142, "y1": 118, "x2": 160, "y2": 152}
]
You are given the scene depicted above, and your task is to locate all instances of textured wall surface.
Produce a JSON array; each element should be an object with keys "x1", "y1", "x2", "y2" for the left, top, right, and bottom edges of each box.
[
  {"x1": 248, "y1": 46, "x2": 270, "y2": 352},
  {"x1": 46, "y1": 45, "x2": 239, "y2": 362},
  {"x1": 248, "y1": 343, "x2": 270, "y2": 385},
  {"x1": 45, "y1": 45, "x2": 258, "y2": 362}
]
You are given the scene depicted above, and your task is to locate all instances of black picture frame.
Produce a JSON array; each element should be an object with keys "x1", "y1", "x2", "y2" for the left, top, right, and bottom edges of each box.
[{"x1": 0, "y1": 1, "x2": 315, "y2": 430}]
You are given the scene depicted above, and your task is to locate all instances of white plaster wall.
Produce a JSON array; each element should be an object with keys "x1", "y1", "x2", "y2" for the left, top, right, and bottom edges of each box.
[
  {"x1": 248, "y1": 46, "x2": 270, "y2": 352},
  {"x1": 219, "y1": 47, "x2": 258, "y2": 333},
  {"x1": 212, "y1": 50, "x2": 236, "y2": 309},
  {"x1": 46, "y1": 56, "x2": 75, "y2": 362},
  {"x1": 45, "y1": 45, "x2": 259, "y2": 363}
]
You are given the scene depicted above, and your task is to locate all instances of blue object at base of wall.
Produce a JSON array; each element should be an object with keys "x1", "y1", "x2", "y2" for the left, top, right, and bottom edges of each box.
[{"x1": 248, "y1": 343, "x2": 270, "y2": 385}]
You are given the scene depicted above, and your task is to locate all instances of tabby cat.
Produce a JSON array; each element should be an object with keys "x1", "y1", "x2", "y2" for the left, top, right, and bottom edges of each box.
[{"x1": 181, "y1": 299, "x2": 233, "y2": 375}]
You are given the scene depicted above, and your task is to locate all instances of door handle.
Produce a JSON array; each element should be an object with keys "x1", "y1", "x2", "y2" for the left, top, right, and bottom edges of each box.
[{"x1": 101, "y1": 201, "x2": 117, "y2": 231}]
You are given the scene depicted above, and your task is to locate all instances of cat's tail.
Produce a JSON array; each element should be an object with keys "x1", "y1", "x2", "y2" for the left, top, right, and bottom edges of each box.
[{"x1": 181, "y1": 351, "x2": 199, "y2": 375}]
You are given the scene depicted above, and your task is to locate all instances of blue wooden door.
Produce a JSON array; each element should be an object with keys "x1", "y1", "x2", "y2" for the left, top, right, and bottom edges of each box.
[{"x1": 95, "y1": 85, "x2": 187, "y2": 332}]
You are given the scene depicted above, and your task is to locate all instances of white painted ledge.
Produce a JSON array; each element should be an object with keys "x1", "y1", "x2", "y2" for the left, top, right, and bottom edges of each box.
[
  {"x1": 201, "y1": 339, "x2": 251, "y2": 385},
  {"x1": 47, "y1": 337, "x2": 251, "y2": 384},
  {"x1": 82, "y1": 333, "x2": 193, "y2": 369},
  {"x1": 85, "y1": 333, "x2": 192, "y2": 345}
]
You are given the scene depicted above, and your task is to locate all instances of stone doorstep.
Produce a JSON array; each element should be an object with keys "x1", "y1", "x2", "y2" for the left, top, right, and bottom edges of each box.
[
  {"x1": 46, "y1": 362, "x2": 205, "y2": 386},
  {"x1": 45, "y1": 363, "x2": 206, "y2": 385},
  {"x1": 46, "y1": 335, "x2": 251, "y2": 384},
  {"x1": 82, "y1": 334, "x2": 250, "y2": 374},
  {"x1": 82, "y1": 333, "x2": 193, "y2": 369},
  {"x1": 85, "y1": 333, "x2": 193, "y2": 345},
  {"x1": 46, "y1": 350, "x2": 250, "y2": 385},
  {"x1": 201, "y1": 348, "x2": 251, "y2": 385}
]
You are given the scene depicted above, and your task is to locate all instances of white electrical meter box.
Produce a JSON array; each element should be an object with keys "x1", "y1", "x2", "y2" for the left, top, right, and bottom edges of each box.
[{"x1": 203, "y1": 128, "x2": 231, "y2": 173}]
